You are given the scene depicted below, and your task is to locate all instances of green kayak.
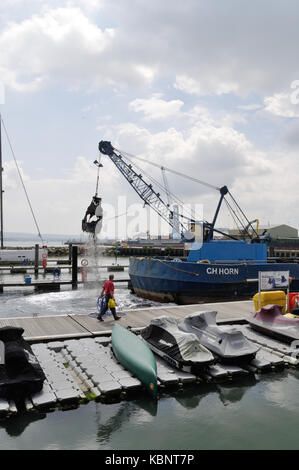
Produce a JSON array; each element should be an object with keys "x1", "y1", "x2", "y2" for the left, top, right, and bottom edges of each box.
[{"x1": 111, "y1": 324, "x2": 158, "y2": 398}]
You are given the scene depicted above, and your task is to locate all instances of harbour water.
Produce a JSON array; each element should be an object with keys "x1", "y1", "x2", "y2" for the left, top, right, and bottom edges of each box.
[
  {"x1": 0, "y1": 252, "x2": 299, "y2": 450},
  {"x1": 1, "y1": 371, "x2": 299, "y2": 450}
]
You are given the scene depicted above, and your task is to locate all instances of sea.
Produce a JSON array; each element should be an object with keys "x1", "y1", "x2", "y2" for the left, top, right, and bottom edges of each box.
[{"x1": 0, "y1": 241, "x2": 299, "y2": 450}]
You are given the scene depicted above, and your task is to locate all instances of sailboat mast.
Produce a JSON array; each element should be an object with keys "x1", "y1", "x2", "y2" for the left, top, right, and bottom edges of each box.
[{"x1": 0, "y1": 114, "x2": 3, "y2": 249}]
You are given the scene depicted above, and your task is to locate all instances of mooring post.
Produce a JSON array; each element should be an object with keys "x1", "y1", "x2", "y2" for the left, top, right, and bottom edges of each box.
[
  {"x1": 72, "y1": 245, "x2": 78, "y2": 290},
  {"x1": 34, "y1": 244, "x2": 39, "y2": 276},
  {"x1": 68, "y1": 243, "x2": 72, "y2": 265}
]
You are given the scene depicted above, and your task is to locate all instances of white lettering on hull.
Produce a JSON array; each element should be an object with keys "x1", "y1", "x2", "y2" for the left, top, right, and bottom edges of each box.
[{"x1": 206, "y1": 267, "x2": 239, "y2": 275}]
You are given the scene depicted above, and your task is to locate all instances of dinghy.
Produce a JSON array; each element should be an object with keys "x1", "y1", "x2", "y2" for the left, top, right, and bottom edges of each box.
[
  {"x1": 140, "y1": 316, "x2": 214, "y2": 373},
  {"x1": 111, "y1": 323, "x2": 158, "y2": 398},
  {"x1": 178, "y1": 311, "x2": 259, "y2": 363}
]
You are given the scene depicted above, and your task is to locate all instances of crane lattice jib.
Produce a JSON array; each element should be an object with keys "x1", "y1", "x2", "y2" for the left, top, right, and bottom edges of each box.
[{"x1": 98, "y1": 141, "x2": 187, "y2": 231}]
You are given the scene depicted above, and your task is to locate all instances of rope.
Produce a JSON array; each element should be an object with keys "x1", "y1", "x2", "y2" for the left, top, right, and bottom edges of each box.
[
  {"x1": 155, "y1": 258, "x2": 200, "y2": 276},
  {"x1": 1, "y1": 116, "x2": 44, "y2": 244}
]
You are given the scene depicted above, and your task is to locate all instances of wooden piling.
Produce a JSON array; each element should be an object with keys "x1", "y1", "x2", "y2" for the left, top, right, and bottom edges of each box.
[
  {"x1": 71, "y1": 245, "x2": 78, "y2": 290},
  {"x1": 34, "y1": 244, "x2": 39, "y2": 276},
  {"x1": 68, "y1": 243, "x2": 73, "y2": 265}
]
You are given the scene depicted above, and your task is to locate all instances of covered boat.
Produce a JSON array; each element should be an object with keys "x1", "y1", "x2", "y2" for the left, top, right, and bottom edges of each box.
[
  {"x1": 0, "y1": 327, "x2": 45, "y2": 401},
  {"x1": 178, "y1": 311, "x2": 259, "y2": 363},
  {"x1": 140, "y1": 316, "x2": 214, "y2": 373},
  {"x1": 248, "y1": 304, "x2": 299, "y2": 343},
  {"x1": 111, "y1": 323, "x2": 158, "y2": 398}
]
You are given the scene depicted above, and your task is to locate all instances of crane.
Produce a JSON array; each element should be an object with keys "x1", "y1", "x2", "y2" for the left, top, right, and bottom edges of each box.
[
  {"x1": 98, "y1": 140, "x2": 190, "y2": 235},
  {"x1": 97, "y1": 140, "x2": 261, "y2": 242}
]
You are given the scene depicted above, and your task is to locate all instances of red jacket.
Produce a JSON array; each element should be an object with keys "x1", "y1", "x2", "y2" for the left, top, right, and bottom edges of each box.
[{"x1": 103, "y1": 280, "x2": 114, "y2": 296}]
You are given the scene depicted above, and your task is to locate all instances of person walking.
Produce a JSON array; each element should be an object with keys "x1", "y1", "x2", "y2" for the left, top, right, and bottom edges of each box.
[{"x1": 97, "y1": 274, "x2": 121, "y2": 321}]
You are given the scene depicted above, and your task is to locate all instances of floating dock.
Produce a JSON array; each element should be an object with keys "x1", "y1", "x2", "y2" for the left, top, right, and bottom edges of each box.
[
  {"x1": 0, "y1": 264, "x2": 128, "y2": 274},
  {"x1": 0, "y1": 300, "x2": 298, "y2": 419},
  {"x1": 0, "y1": 300, "x2": 252, "y2": 342},
  {"x1": 0, "y1": 278, "x2": 130, "y2": 293}
]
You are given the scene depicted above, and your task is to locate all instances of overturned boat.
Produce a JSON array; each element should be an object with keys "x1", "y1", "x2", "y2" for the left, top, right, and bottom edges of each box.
[
  {"x1": 112, "y1": 323, "x2": 157, "y2": 398},
  {"x1": 178, "y1": 311, "x2": 259, "y2": 364},
  {"x1": 248, "y1": 304, "x2": 299, "y2": 343},
  {"x1": 140, "y1": 316, "x2": 214, "y2": 373},
  {"x1": 0, "y1": 327, "x2": 46, "y2": 401}
]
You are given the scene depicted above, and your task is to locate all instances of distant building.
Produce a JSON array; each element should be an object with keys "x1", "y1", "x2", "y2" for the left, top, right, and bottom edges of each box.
[{"x1": 228, "y1": 224, "x2": 298, "y2": 239}]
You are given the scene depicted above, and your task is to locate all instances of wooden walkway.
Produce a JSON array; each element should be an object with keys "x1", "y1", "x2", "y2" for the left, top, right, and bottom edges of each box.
[
  {"x1": 0, "y1": 264, "x2": 128, "y2": 273},
  {"x1": 0, "y1": 300, "x2": 253, "y2": 342},
  {"x1": 0, "y1": 278, "x2": 130, "y2": 293}
]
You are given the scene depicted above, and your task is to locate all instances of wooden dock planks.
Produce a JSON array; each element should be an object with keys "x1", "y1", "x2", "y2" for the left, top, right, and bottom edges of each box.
[{"x1": 0, "y1": 300, "x2": 253, "y2": 342}]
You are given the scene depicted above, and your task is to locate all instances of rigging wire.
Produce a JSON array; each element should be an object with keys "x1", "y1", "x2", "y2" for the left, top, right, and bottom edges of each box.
[
  {"x1": 116, "y1": 147, "x2": 220, "y2": 192},
  {"x1": 120, "y1": 153, "x2": 203, "y2": 225},
  {"x1": 224, "y1": 198, "x2": 244, "y2": 238},
  {"x1": 228, "y1": 190, "x2": 258, "y2": 237},
  {"x1": 1, "y1": 116, "x2": 44, "y2": 244},
  {"x1": 224, "y1": 196, "x2": 251, "y2": 239},
  {"x1": 109, "y1": 145, "x2": 256, "y2": 239}
]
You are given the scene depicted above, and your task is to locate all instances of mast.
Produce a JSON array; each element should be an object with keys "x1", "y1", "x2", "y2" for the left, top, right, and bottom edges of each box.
[{"x1": 0, "y1": 114, "x2": 3, "y2": 249}]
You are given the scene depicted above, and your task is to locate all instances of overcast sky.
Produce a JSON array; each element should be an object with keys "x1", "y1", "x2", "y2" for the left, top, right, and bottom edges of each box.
[{"x1": 1, "y1": 0, "x2": 299, "y2": 239}]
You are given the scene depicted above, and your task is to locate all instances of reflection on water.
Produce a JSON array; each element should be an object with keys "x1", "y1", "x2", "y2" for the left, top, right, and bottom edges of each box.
[
  {"x1": 174, "y1": 383, "x2": 217, "y2": 409},
  {"x1": 0, "y1": 411, "x2": 46, "y2": 437},
  {"x1": 96, "y1": 398, "x2": 158, "y2": 445},
  {"x1": 0, "y1": 372, "x2": 299, "y2": 449},
  {"x1": 217, "y1": 375, "x2": 257, "y2": 406}
]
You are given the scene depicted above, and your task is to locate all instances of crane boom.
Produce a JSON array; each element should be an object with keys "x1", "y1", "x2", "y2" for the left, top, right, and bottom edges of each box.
[
  {"x1": 98, "y1": 141, "x2": 187, "y2": 232},
  {"x1": 97, "y1": 140, "x2": 260, "y2": 242}
]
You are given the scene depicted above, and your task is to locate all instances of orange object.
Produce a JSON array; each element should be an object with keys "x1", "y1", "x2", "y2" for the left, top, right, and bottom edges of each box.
[
  {"x1": 81, "y1": 267, "x2": 87, "y2": 282},
  {"x1": 289, "y1": 292, "x2": 299, "y2": 312}
]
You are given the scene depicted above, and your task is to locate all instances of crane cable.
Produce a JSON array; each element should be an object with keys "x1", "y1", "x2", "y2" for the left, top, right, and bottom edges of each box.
[
  {"x1": 118, "y1": 152, "x2": 203, "y2": 225},
  {"x1": 115, "y1": 147, "x2": 220, "y2": 192},
  {"x1": 115, "y1": 146, "x2": 255, "y2": 238},
  {"x1": 94, "y1": 154, "x2": 102, "y2": 197},
  {"x1": 1, "y1": 116, "x2": 44, "y2": 244},
  {"x1": 228, "y1": 190, "x2": 258, "y2": 237}
]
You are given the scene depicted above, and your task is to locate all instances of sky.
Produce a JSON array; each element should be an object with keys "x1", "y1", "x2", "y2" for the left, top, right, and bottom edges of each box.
[{"x1": 1, "y1": 0, "x2": 299, "y2": 239}]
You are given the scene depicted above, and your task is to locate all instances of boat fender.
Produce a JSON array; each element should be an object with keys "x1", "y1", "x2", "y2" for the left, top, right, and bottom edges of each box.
[{"x1": 196, "y1": 259, "x2": 211, "y2": 264}]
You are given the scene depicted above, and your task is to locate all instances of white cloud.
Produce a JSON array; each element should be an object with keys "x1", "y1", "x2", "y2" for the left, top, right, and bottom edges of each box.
[
  {"x1": 129, "y1": 94, "x2": 184, "y2": 120},
  {"x1": 264, "y1": 92, "x2": 299, "y2": 118},
  {"x1": 0, "y1": 7, "x2": 115, "y2": 91},
  {"x1": 174, "y1": 75, "x2": 201, "y2": 95},
  {"x1": 3, "y1": 156, "x2": 113, "y2": 234},
  {"x1": 107, "y1": 119, "x2": 298, "y2": 230},
  {"x1": 2, "y1": 1, "x2": 299, "y2": 97}
]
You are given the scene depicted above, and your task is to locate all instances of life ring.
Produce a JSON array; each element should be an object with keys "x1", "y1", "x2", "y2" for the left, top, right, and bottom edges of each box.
[{"x1": 81, "y1": 258, "x2": 88, "y2": 267}]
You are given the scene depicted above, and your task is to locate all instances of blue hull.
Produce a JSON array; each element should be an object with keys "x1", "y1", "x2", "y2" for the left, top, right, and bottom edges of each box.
[{"x1": 129, "y1": 257, "x2": 299, "y2": 304}]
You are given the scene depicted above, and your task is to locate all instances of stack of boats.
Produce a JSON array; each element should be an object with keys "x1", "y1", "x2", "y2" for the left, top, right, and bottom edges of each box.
[
  {"x1": 112, "y1": 303, "x2": 299, "y2": 398},
  {"x1": 111, "y1": 311, "x2": 260, "y2": 398},
  {"x1": 2, "y1": 301, "x2": 299, "y2": 403}
]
